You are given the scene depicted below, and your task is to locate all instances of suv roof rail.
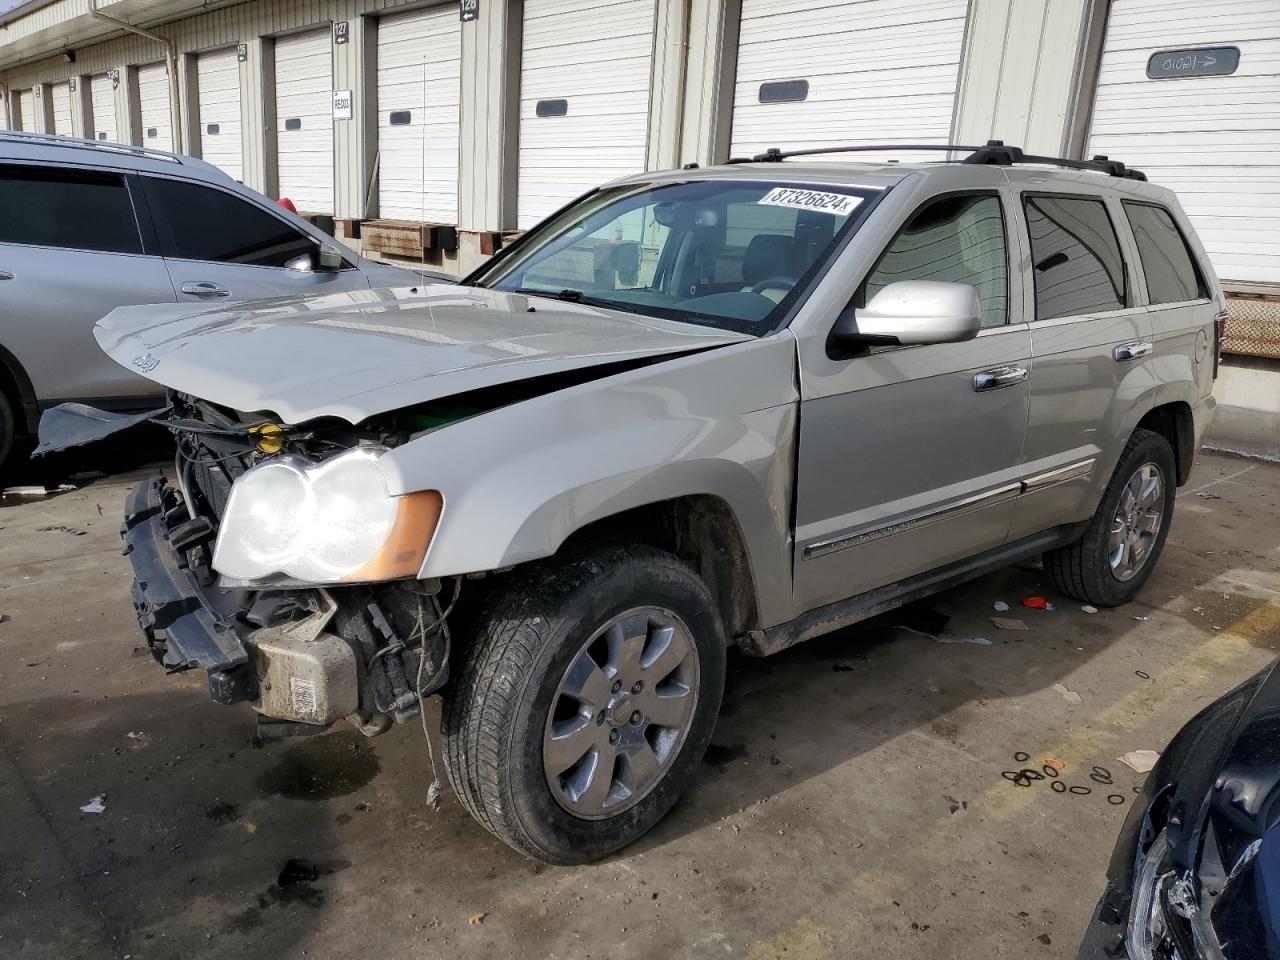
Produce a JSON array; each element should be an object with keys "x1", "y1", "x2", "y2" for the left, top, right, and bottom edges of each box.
[
  {"x1": 0, "y1": 129, "x2": 185, "y2": 164},
  {"x1": 727, "y1": 140, "x2": 1147, "y2": 181}
]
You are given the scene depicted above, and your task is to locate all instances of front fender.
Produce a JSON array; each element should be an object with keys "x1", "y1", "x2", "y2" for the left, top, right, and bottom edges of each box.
[{"x1": 377, "y1": 336, "x2": 801, "y2": 628}]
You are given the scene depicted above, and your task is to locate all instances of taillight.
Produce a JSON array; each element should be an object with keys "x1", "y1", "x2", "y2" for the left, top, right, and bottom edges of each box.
[{"x1": 1213, "y1": 307, "x2": 1228, "y2": 379}]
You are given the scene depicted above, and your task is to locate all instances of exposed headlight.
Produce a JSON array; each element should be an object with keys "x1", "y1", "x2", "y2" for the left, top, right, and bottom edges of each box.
[
  {"x1": 212, "y1": 446, "x2": 441, "y2": 584},
  {"x1": 1127, "y1": 830, "x2": 1176, "y2": 960}
]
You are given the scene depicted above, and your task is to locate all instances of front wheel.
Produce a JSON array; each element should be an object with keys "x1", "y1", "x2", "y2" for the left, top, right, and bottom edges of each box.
[
  {"x1": 1047, "y1": 428, "x2": 1177, "y2": 607},
  {"x1": 441, "y1": 543, "x2": 726, "y2": 864}
]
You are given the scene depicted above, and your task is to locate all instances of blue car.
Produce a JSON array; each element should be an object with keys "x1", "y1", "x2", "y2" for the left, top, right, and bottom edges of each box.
[{"x1": 1079, "y1": 660, "x2": 1280, "y2": 958}]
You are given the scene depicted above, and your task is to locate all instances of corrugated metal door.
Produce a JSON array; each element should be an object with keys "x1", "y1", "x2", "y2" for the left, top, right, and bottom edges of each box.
[
  {"x1": 275, "y1": 28, "x2": 335, "y2": 214},
  {"x1": 197, "y1": 48, "x2": 244, "y2": 181},
  {"x1": 137, "y1": 62, "x2": 173, "y2": 151},
  {"x1": 90, "y1": 73, "x2": 116, "y2": 142},
  {"x1": 517, "y1": 0, "x2": 657, "y2": 229},
  {"x1": 49, "y1": 81, "x2": 73, "y2": 135},
  {"x1": 731, "y1": 0, "x2": 969, "y2": 160},
  {"x1": 1088, "y1": 0, "x2": 1280, "y2": 284},
  {"x1": 17, "y1": 89, "x2": 34, "y2": 131},
  {"x1": 376, "y1": 6, "x2": 461, "y2": 222}
]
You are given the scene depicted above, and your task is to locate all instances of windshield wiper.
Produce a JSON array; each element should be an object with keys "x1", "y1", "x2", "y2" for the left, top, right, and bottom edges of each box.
[{"x1": 507, "y1": 287, "x2": 645, "y2": 315}]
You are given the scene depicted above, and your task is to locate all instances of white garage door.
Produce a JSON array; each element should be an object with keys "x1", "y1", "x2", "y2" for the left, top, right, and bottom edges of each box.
[
  {"x1": 90, "y1": 73, "x2": 116, "y2": 142},
  {"x1": 1088, "y1": 0, "x2": 1280, "y2": 285},
  {"x1": 376, "y1": 6, "x2": 461, "y2": 222},
  {"x1": 137, "y1": 62, "x2": 173, "y2": 151},
  {"x1": 49, "y1": 81, "x2": 73, "y2": 136},
  {"x1": 17, "y1": 88, "x2": 34, "y2": 131},
  {"x1": 731, "y1": 0, "x2": 969, "y2": 161},
  {"x1": 517, "y1": 0, "x2": 656, "y2": 229},
  {"x1": 198, "y1": 47, "x2": 244, "y2": 181},
  {"x1": 275, "y1": 28, "x2": 334, "y2": 214}
]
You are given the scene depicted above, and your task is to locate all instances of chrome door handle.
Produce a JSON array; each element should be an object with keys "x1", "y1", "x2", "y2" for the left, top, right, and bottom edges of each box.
[
  {"x1": 0, "y1": 269, "x2": 14, "y2": 281},
  {"x1": 1113, "y1": 340, "x2": 1153, "y2": 362},
  {"x1": 973, "y1": 365, "x2": 1028, "y2": 392},
  {"x1": 180, "y1": 281, "x2": 231, "y2": 299}
]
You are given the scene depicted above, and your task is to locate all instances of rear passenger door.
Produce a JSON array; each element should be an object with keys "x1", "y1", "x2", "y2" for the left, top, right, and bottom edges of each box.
[
  {"x1": 0, "y1": 163, "x2": 177, "y2": 404},
  {"x1": 1007, "y1": 191, "x2": 1151, "y2": 541},
  {"x1": 138, "y1": 176, "x2": 372, "y2": 303},
  {"x1": 1122, "y1": 201, "x2": 1216, "y2": 403}
]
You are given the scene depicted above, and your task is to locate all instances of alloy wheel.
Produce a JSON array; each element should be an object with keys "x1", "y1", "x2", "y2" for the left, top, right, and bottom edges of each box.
[
  {"x1": 1109, "y1": 461, "x2": 1164, "y2": 582},
  {"x1": 543, "y1": 607, "x2": 700, "y2": 819}
]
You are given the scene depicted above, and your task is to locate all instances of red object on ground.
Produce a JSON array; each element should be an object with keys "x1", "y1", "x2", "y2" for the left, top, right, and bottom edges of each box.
[
  {"x1": 277, "y1": 197, "x2": 298, "y2": 213},
  {"x1": 1022, "y1": 596, "x2": 1051, "y2": 609}
]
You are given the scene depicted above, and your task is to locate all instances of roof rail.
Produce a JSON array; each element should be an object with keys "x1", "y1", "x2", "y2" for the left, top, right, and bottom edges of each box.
[
  {"x1": 0, "y1": 129, "x2": 185, "y2": 164},
  {"x1": 962, "y1": 141, "x2": 1147, "y2": 181},
  {"x1": 727, "y1": 140, "x2": 1147, "y2": 181}
]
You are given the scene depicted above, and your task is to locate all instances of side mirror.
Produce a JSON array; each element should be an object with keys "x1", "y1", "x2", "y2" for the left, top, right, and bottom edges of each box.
[
  {"x1": 317, "y1": 243, "x2": 345, "y2": 271},
  {"x1": 831, "y1": 280, "x2": 982, "y2": 348}
]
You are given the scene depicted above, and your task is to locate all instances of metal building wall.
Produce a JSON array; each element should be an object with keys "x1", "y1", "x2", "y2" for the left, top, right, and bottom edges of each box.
[
  {"x1": 0, "y1": 0, "x2": 1113, "y2": 271},
  {"x1": 0, "y1": 0, "x2": 446, "y2": 219}
]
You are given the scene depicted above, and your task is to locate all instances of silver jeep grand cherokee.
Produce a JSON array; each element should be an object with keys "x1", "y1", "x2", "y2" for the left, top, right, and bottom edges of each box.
[{"x1": 89, "y1": 142, "x2": 1223, "y2": 864}]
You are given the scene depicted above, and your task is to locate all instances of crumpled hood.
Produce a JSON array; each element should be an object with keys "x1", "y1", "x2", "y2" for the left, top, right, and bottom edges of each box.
[{"x1": 95, "y1": 285, "x2": 750, "y2": 424}]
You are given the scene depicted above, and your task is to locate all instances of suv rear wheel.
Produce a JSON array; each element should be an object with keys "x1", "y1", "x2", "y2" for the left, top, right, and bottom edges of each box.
[
  {"x1": 441, "y1": 543, "x2": 726, "y2": 864},
  {"x1": 0, "y1": 390, "x2": 15, "y2": 476},
  {"x1": 1046, "y1": 427, "x2": 1176, "y2": 607}
]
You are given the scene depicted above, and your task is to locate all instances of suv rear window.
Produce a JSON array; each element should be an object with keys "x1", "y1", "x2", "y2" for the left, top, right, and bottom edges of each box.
[
  {"x1": 1024, "y1": 195, "x2": 1126, "y2": 320},
  {"x1": 1122, "y1": 202, "x2": 1208, "y2": 304},
  {"x1": 0, "y1": 165, "x2": 142, "y2": 255}
]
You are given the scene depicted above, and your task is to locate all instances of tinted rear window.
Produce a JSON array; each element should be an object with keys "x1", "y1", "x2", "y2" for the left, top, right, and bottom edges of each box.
[
  {"x1": 1123, "y1": 202, "x2": 1208, "y2": 304},
  {"x1": 1024, "y1": 195, "x2": 1127, "y2": 320},
  {"x1": 0, "y1": 165, "x2": 142, "y2": 254}
]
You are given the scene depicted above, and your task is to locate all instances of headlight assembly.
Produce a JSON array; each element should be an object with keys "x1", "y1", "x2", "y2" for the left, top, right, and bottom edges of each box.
[
  {"x1": 1127, "y1": 830, "x2": 1176, "y2": 960},
  {"x1": 211, "y1": 446, "x2": 441, "y2": 585}
]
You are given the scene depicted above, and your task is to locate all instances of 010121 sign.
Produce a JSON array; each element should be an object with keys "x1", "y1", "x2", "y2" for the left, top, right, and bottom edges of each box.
[{"x1": 1146, "y1": 46, "x2": 1240, "y2": 79}]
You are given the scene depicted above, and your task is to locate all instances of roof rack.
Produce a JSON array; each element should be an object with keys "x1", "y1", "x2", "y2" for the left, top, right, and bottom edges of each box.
[
  {"x1": 0, "y1": 129, "x2": 185, "y2": 164},
  {"x1": 727, "y1": 140, "x2": 1147, "y2": 181}
]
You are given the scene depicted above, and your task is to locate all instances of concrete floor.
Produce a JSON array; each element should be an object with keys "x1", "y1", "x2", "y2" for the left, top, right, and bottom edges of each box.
[{"x1": 1, "y1": 447, "x2": 1278, "y2": 960}]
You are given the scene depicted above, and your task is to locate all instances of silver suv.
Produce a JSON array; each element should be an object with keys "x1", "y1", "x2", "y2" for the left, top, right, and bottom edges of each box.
[
  {"x1": 86, "y1": 142, "x2": 1222, "y2": 863},
  {"x1": 0, "y1": 130, "x2": 415, "y2": 470}
]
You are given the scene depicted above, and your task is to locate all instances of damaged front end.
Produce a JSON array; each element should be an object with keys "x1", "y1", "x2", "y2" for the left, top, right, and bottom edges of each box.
[{"x1": 121, "y1": 393, "x2": 459, "y2": 739}]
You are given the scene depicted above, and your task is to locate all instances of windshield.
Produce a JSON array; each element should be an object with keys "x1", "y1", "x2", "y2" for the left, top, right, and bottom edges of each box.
[{"x1": 474, "y1": 179, "x2": 878, "y2": 335}]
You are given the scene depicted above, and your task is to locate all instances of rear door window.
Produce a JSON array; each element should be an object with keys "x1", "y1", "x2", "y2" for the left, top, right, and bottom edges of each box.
[
  {"x1": 859, "y1": 193, "x2": 1008, "y2": 328},
  {"x1": 142, "y1": 177, "x2": 319, "y2": 267},
  {"x1": 0, "y1": 165, "x2": 143, "y2": 254},
  {"x1": 1023, "y1": 195, "x2": 1127, "y2": 320},
  {"x1": 1122, "y1": 202, "x2": 1208, "y2": 304}
]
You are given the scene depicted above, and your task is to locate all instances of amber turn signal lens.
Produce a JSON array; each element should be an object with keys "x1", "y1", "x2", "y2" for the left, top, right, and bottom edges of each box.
[{"x1": 345, "y1": 489, "x2": 443, "y2": 582}]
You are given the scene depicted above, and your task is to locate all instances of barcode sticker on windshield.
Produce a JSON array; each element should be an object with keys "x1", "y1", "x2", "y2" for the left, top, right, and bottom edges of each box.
[{"x1": 758, "y1": 187, "x2": 862, "y2": 215}]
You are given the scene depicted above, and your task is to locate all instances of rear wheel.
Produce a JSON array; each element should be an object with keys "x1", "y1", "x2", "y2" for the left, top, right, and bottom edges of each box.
[
  {"x1": 441, "y1": 543, "x2": 725, "y2": 864},
  {"x1": 1047, "y1": 428, "x2": 1176, "y2": 607},
  {"x1": 0, "y1": 389, "x2": 15, "y2": 476}
]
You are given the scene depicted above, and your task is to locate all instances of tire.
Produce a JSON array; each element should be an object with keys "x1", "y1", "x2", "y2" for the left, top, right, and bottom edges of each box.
[
  {"x1": 0, "y1": 389, "x2": 14, "y2": 477},
  {"x1": 1046, "y1": 427, "x2": 1176, "y2": 607},
  {"x1": 441, "y1": 543, "x2": 726, "y2": 864}
]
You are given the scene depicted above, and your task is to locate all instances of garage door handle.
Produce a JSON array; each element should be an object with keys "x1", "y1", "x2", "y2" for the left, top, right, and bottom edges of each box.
[
  {"x1": 180, "y1": 281, "x2": 230, "y2": 299},
  {"x1": 1113, "y1": 340, "x2": 1152, "y2": 362},
  {"x1": 0, "y1": 269, "x2": 14, "y2": 281},
  {"x1": 973, "y1": 365, "x2": 1028, "y2": 392}
]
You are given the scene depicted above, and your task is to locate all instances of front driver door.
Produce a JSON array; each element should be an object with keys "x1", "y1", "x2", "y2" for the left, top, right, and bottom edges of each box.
[
  {"x1": 792, "y1": 186, "x2": 1032, "y2": 612},
  {"x1": 137, "y1": 175, "x2": 372, "y2": 303}
]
